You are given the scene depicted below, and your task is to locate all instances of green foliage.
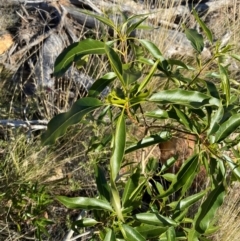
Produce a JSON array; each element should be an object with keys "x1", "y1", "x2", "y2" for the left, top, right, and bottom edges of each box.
[
  {"x1": 1, "y1": 182, "x2": 53, "y2": 240},
  {"x1": 41, "y1": 10, "x2": 240, "y2": 240}
]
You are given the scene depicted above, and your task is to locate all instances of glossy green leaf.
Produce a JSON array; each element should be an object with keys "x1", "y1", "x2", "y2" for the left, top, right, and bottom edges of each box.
[
  {"x1": 54, "y1": 39, "x2": 105, "y2": 77},
  {"x1": 72, "y1": 218, "x2": 99, "y2": 228},
  {"x1": 145, "y1": 109, "x2": 169, "y2": 119},
  {"x1": 122, "y1": 170, "x2": 141, "y2": 207},
  {"x1": 149, "y1": 89, "x2": 220, "y2": 108},
  {"x1": 192, "y1": 9, "x2": 213, "y2": 43},
  {"x1": 173, "y1": 106, "x2": 197, "y2": 133},
  {"x1": 126, "y1": 16, "x2": 148, "y2": 36},
  {"x1": 207, "y1": 103, "x2": 224, "y2": 137},
  {"x1": 168, "y1": 59, "x2": 189, "y2": 69},
  {"x1": 41, "y1": 98, "x2": 103, "y2": 145},
  {"x1": 88, "y1": 72, "x2": 116, "y2": 97},
  {"x1": 110, "y1": 110, "x2": 126, "y2": 181},
  {"x1": 125, "y1": 131, "x2": 171, "y2": 154},
  {"x1": 160, "y1": 157, "x2": 177, "y2": 172},
  {"x1": 215, "y1": 113, "x2": 240, "y2": 143},
  {"x1": 166, "y1": 227, "x2": 176, "y2": 241},
  {"x1": 123, "y1": 66, "x2": 141, "y2": 86},
  {"x1": 128, "y1": 178, "x2": 147, "y2": 202},
  {"x1": 159, "y1": 154, "x2": 199, "y2": 198},
  {"x1": 135, "y1": 225, "x2": 168, "y2": 238},
  {"x1": 104, "y1": 229, "x2": 116, "y2": 241},
  {"x1": 223, "y1": 154, "x2": 240, "y2": 181},
  {"x1": 194, "y1": 183, "x2": 225, "y2": 234},
  {"x1": 138, "y1": 39, "x2": 164, "y2": 61},
  {"x1": 134, "y1": 213, "x2": 177, "y2": 226},
  {"x1": 80, "y1": 10, "x2": 116, "y2": 30},
  {"x1": 176, "y1": 190, "x2": 206, "y2": 211},
  {"x1": 105, "y1": 44, "x2": 125, "y2": 87},
  {"x1": 136, "y1": 59, "x2": 160, "y2": 94},
  {"x1": 161, "y1": 173, "x2": 176, "y2": 182},
  {"x1": 56, "y1": 196, "x2": 113, "y2": 211},
  {"x1": 184, "y1": 27, "x2": 204, "y2": 53},
  {"x1": 205, "y1": 81, "x2": 220, "y2": 99},
  {"x1": 110, "y1": 179, "x2": 124, "y2": 221},
  {"x1": 219, "y1": 64, "x2": 230, "y2": 106},
  {"x1": 95, "y1": 165, "x2": 111, "y2": 202},
  {"x1": 121, "y1": 224, "x2": 145, "y2": 241}
]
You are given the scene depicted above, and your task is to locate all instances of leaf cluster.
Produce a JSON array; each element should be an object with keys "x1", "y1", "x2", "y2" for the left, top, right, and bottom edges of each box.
[{"x1": 41, "y1": 10, "x2": 240, "y2": 241}]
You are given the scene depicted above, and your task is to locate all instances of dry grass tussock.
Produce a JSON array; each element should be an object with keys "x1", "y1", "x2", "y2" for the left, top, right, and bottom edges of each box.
[
  {"x1": 211, "y1": 182, "x2": 240, "y2": 241},
  {"x1": 0, "y1": 0, "x2": 240, "y2": 240}
]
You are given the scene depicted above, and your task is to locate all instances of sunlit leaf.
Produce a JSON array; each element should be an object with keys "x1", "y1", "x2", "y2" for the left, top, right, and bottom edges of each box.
[
  {"x1": 125, "y1": 131, "x2": 171, "y2": 154},
  {"x1": 104, "y1": 229, "x2": 116, "y2": 241},
  {"x1": 194, "y1": 183, "x2": 225, "y2": 234},
  {"x1": 110, "y1": 109, "x2": 126, "y2": 181},
  {"x1": 121, "y1": 224, "x2": 145, "y2": 241},
  {"x1": 72, "y1": 218, "x2": 99, "y2": 228},
  {"x1": 184, "y1": 27, "x2": 204, "y2": 53},
  {"x1": 88, "y1": 72, "x2": 116, "y2": 97},
  {"x1": 105, "y1": 44, "x2": 125, "y2": 87},
  {"x1": 138, "y1": 39, "x2": 164, "y2": 61},
  {"x1": 166, "y1": 227, "x2": 176, "y2": 241},
  {"x1": 135, "y1": 225, "x2": 168, "y2": 238},
  {"x1": 149, "y1": 89, "x2": 220, "y2": 108},
  {"x1": 207, "y1": 103, "x2": 224, "y2": 137},
  {"x1": 192, "y1": 9, "x2": 213, "y2": 43},
  {"x1": 215, "y1": 113, "x2": 240, "y2": 143},
  {"x1": 41, "y1": 98, "x2": 103, "y2": 145},
  {"x1": 134, "y1": 213, "x2": 177, "y2": 226},
  {"x1": 57, "y1": 196, "x2": 113, "y2": 211},
  {"x1": 54, "y1": 39, "x2": 105, "y2": 77},
  {"x1": 159, "y1": 154, "x2": 199, "y2": 198}
]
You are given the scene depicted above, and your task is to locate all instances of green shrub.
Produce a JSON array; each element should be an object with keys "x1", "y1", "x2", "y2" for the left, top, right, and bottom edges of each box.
[{"x1": 41, "y1": 10, "x2": 240, "y2": 241}]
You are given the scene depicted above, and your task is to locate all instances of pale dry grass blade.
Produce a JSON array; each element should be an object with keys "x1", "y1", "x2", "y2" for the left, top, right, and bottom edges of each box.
[{"x1": 211, "y1": 182, "x2": 240, "y2": 241}]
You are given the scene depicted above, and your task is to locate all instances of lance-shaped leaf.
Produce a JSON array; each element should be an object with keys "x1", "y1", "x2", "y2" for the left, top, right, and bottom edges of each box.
[
  {"x1": 57, "y1": 196, "x2": 113, "y2": 211},
  {"x1": 134, "y1": 213, "x2": 177, "y2": 226},
  {"x1": 54, "y1": 39, "x2": 106, "y2": 77},
  {"x1": 138, "y1": 39, "x2": 165, "y2": 61},
  {"x1": 167, "y1": 227, "x2": 176, "y2": 241},
  {"x1": 159, "y1": 154, "x2": 199, "y2": 198},
  {"x1": 173, "y1": 106, "x2": 198, "y2": 133},
  {"x1": 80, "y1": 10, "x2": 116, "y2": 30},
  {"x1": 207, "y1": 103, "x2": 224, "y2": 137},
  {"x1": 72, "y1": 218, "x2": 99, "y2": 228},
  {"x1": 175, "y1": 190, "x2": 207, "y2": 211},
  {"x1": 122, "y1": 170, "x2": 141, "y2": 207},
  {"x1": 104, "y1": 229, "x2": 116, "y2": 241},
  {"x1": 194, "y1": 183, "x2": 225, "y2": 234},
  {"x1": 145, "y1": 109, "x2": 169, "y2": 119},
  {"x1": 223, "y1": 154, "x2": 240, "y2": 181},
  {"x1": 149, "y1": 89, "x2": 220, "y2": 108},
  {"x1": 219, "y1": 64, "x2": 230, "y2": 106},
  {"x1": 105, "y1": 44, "x2": 125, "y2": 87},
  {"x1": 41, "y1": 97, "x2": 104, "y2": 145},
  {"x1": 121, "y1": 224, "x2": 145, "y2": 241},
  {"x1": 110, "y1": 110, "x2": 126, "y2": 181},
  {"x1": 215, "y1": 113, "x2": 240, "y2": 143},
  {"x1": 136, "y1": 59, "x2": 160, "y2": 94},
  {"x1": 125, "y1": 131, "x2": 171, "y2": 154},
  {"x1": 88, "y1": 72, "x2": 116, "y2": 97},
  {"x1": 192, "y1": 9, "x2": 213, "y2": 43},
  {"x1": 135, "y1": 225, "x2": 168, "y2": 238},
  {"x1": 184, "y1": 27, "x2": 204, "y2": 53},
  {"x1": 126, "y1": 16, "x2": 148, "y2": 36},
  {"x1": 95, "y1": 165, "x2": 111, "y2": 202}
]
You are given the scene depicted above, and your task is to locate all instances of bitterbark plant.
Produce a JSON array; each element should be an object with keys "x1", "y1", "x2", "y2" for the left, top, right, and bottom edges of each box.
[{"x1": 41, "y1": 10, "x2": 240, "y2": 241}]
